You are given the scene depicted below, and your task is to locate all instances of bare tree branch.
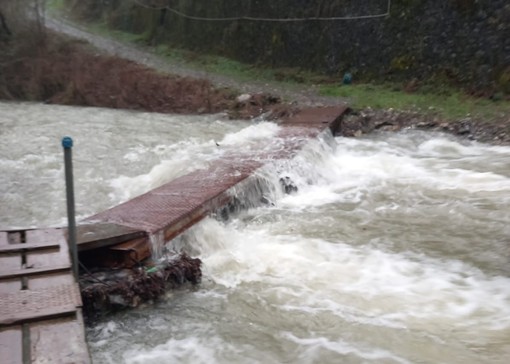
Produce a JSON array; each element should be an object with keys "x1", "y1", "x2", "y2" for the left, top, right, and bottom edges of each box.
[{"x1": 0, "y1": 9, "x2": 12, "y2": 36}]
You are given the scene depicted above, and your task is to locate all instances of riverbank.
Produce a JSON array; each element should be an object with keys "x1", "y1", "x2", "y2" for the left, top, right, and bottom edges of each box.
[
  {"x1": 0, "y1": 14, "x2": 508, "y2": 144},
  {"x1": 0, "y1": 31, "x2": 293, "y2": 119}
]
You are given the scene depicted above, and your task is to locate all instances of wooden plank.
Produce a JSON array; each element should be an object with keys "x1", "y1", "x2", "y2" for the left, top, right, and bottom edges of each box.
[
  {"x1": 0, "y1": 232, "x2": 21, "y2": 293},
  {"x1": 0, "y1": 232, "x2": 21, "y2": 270},
  {"x1": 0, "y1": 232, "x2": 8, "y2": 245},
  {"x1": 1, "y1": 229, "x2": 89, "y2": 363},
  {"x1": 24, "y1": 229, "x2": 65, "y2": 246},
  {"x1": 26, "y1": 229, "x2": 74, "y2": 289},
  {"x1": 0, "y1": 326, "x2": 23, "y2": 364},
  {"x1": 0, "y1": 242, "x2": 60, "y2": 254},
  {"x1": 30, "y1": 316, "x2": 91, "y2": 364},
  {"x1": 23, "y1": 230, "x2": 87, "y2": 359},
  {"x1": 0, "y1": 278, "x2": 22, "y2": 294},
  {"x1": 0, "y1": 305, "x2": 77, "y2": 327},
  {"x1": 25, "y1": 271, "x2": 75, "y2": 290},
  {"x1": 80, "y1": 236, "x2": 150, "y2": 268},
  {"x1": 0, "y1": 255, "x2": 20, "y2": 271},
  {"x1": 25, "y1": 230, "x2": 68, "y2": 268},
  {"x1": 0, "y1": 264, "x2": 71, "y2": 280},
  {"x1": 83, "y1": 107, "x2": 349, "y2": 238},
  {"x1": 7, "y1": 232, "x2": 22, "y2": 244},
  {"x1": 0, "y1": 282, "x2": 81, "y2": 326},
  {"x1": 76, "y1": 223, "x2": 146, "y2": 251}
]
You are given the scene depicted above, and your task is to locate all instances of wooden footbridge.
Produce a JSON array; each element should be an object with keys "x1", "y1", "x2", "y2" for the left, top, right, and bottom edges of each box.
[
  {"x1": 0, "y1": 106, "x2": 348, "y2": 363},
  {"x1": 0, "y1": 229, "x2": 90, "y2": 364}
]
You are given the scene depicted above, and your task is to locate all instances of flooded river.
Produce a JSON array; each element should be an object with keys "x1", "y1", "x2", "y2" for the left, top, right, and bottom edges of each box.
[{"x1": 1, "y1": 102, "x2": 509, "y2": 363}]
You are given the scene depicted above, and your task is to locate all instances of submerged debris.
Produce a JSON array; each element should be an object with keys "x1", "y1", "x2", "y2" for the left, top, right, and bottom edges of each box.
[
  {"x1": 80, "y1": 253, "x2": 201, "y2": 322},
  {"x1": 279, "y1": 176, "x2": 298, "y2": 194}
]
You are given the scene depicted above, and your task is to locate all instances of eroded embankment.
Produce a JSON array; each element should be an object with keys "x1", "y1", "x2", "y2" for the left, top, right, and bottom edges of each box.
[{"x1": 0, "y1": 32, "x2": 293, "y2": 119}]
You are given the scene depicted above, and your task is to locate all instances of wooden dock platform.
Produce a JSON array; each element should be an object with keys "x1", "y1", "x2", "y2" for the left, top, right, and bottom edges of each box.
[
  {"x1": 85, "y1": 106, "x2": 348, "y2": 256},
  {"x1": 0, "y1": 229, "x2": 90, "y2": 364}
]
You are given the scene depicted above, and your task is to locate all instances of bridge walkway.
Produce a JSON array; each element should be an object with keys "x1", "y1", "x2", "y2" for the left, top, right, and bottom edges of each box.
[{"x1": 0, "y1": 229, "x2": 90, "y2": 364}]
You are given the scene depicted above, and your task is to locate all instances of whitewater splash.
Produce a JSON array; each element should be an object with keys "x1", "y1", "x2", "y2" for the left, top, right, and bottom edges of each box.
[
  {"x1": 108, "y1": 121, "x2": 282, "y2": 204},
  {"x1": 0, "y1": 102, "x2": 277, "y2": 228},
  {"x1": 2, "y1": 102, "x2": 509, "y2": 363},
  {"x1": 85, "y1": 129, "x2": 510, "y2": 364}
]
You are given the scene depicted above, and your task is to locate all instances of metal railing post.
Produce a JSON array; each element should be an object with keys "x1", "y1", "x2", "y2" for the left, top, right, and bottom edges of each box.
[{"x1": 62, "y1": 136, "x2": 79, "y2": 280}]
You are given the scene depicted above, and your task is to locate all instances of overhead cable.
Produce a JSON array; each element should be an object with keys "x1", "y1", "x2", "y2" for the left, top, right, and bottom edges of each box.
[{"x1": 133, "y1": 0, "x2": 392, "y2": 22}]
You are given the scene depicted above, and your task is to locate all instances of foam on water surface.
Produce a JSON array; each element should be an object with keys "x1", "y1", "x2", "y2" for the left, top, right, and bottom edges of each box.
[
  {"x1": 0, "y1": 102, "x2": 250, "y2": 227},
  {"x1": 87, "y1": 130, "x2": 509, "y2": 364},
  {"x1": 2, "y1": 102, "x2": 509, "y2": 363}
]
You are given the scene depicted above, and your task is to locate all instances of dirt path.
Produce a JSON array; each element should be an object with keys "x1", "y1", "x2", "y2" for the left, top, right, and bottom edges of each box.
[{"x1": 45, "y1": 16, "x2": 343, "y2": 108}]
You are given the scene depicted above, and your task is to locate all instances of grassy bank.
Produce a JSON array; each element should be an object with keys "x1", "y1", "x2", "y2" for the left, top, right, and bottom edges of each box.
[
  {"x1": 47, "y1": 1, "x2": 510, "y2": 121},
  {"x1": 320, "y1": 84, "x2": 510, "y2": 120}
]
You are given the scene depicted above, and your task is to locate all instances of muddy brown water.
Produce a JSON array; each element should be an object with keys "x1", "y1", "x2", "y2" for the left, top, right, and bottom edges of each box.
[{"x1": 1, "y1": 102, "x2": 509, "y2": 363}]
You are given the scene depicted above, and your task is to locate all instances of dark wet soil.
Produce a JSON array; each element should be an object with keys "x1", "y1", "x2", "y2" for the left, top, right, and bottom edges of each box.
[{"x1": 0, "y1": 32, "x2": 296, "y2": 119}]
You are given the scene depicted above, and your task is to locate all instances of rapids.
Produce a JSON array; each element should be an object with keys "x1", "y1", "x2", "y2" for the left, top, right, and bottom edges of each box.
[
  {"x1": 0, "y1": 102, "x2": 253, "y2": 228},
  {"x1": 1, "y1": 102, "x2": 509, "y2": 363}
]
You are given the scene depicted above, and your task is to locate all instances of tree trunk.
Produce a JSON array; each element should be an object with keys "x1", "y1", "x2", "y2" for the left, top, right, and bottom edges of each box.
[
  {"x1": 0, "y1": 10, "x2": 12, "y2": 36},
  {"x1": 33, "y1": 0, "x2": 45, "y2": 37}
]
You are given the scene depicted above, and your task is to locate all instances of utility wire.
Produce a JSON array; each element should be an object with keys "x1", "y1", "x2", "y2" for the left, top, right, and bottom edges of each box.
[{"x1": 133, "y1": 0, "x2": 392, "y2": 22}]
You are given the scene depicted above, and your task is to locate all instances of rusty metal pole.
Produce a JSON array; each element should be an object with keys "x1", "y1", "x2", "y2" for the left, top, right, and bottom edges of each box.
[{"x1": 62, "y1": 136, "x2": 78, "y2": 280}]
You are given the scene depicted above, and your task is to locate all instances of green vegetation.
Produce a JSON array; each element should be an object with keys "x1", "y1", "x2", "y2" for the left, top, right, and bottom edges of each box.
[
  {"x1": 88, "y1": 22, "x2": 153, "y2": 44},
  {"x1": 156, "y1": 45, "x2": 247, "y2": 76},
  {"x1": 46, "y1": 0, "x2": 65, "y2": 11},
  {"x1": 46, "y1": 3, "x2": 510, "y2": 122},
  {"x1": 320, "y1": 84, "x2": 510, "y2": 120},
  {"x1": 498, "y1": 68, "x2": 510, "y2": 94},
  {"x1": 117, "y1": 26, "x2": 510, "y2": 120},
  {"x1": 195, "y1": 55, "x2": 273, "y2": 81},
  {"x1": 65, "y1": 18, "x2": 296, "y2": 84}
]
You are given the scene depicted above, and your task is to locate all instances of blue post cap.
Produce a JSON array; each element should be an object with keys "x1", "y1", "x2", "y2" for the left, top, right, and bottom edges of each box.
[{"x1": 62, "y1": 136, "x2": 73, "y2": 148}]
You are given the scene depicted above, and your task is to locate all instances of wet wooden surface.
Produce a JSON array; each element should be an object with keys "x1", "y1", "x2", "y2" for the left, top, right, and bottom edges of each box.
[
  {"x1": 86, "y1": 106, "x2": 349, "y2": 248},
  {"x1": 75, "y1": 222, "x2": 146, "y2": 251},
  {"x1": 0, "y1": 230, "x2": 90, "y2": 364}
]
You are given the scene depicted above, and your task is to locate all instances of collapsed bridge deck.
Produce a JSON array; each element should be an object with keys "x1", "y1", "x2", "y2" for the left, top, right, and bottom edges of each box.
[{"x1": 79, "y1": 106, "x2": 348, "y2": 265}]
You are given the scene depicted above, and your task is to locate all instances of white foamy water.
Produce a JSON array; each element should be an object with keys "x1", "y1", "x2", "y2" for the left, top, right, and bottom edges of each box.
[
  {"x1": 87, "y1": 130, "x2": 510, "y2": 364},
  {"x1": 0, "y1": 102, "x2": 273, "y2": 228},
  {"x1": 1, "y1": 102, "x2": 509, "y2": 363}
]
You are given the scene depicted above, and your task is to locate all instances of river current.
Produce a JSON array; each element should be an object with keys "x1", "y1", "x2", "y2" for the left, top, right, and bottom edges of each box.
[{"x1": 1, "y1": 102, "x2": 509, "y2": 363}]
